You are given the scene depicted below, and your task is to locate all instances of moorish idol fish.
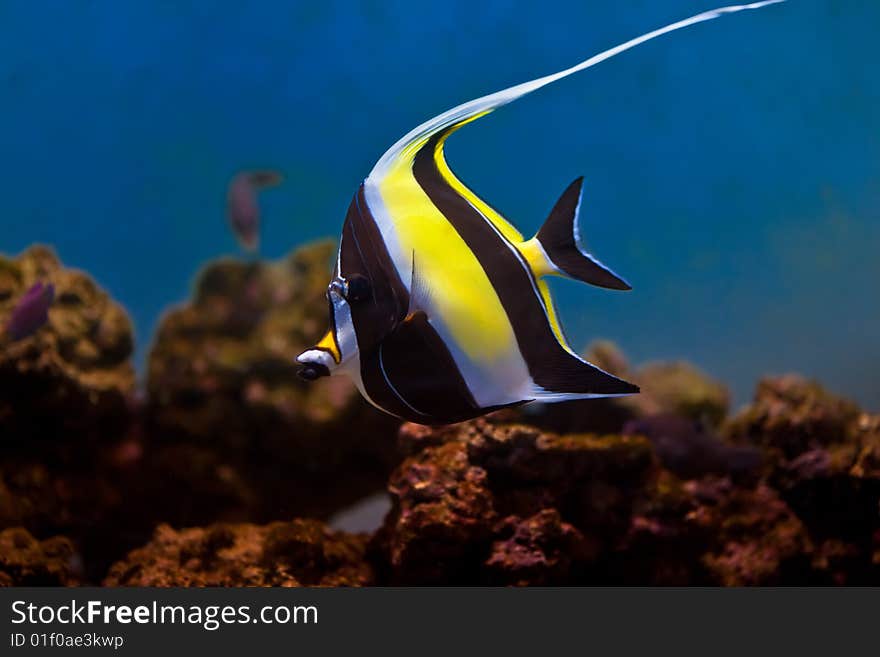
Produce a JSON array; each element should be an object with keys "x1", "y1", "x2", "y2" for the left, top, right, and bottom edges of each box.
[{"x1": 296, "y1": 1, "x2": 783, "y2": 425}]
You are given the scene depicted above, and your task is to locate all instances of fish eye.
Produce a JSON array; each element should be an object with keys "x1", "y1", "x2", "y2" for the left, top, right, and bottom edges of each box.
[{"x1": 344, "y1": 274, "x2": 371, "y2": 303}]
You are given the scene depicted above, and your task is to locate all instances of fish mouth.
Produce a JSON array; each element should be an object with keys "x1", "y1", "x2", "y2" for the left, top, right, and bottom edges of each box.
[
  {"x1": 295, "y1": 348, "x2": 335, "y2": 382},
  {"x1": 296, "y1": 361, "x2": 330, "y2": 381}
]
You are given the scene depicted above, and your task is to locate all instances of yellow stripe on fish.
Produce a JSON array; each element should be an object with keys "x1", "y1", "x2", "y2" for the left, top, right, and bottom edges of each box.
[
  {"x1": 432, "y1": 128, "x2": 577, "y2": 358},
  {"x1": 377, "y1": 128, "x2": 517, "y2": 365}
]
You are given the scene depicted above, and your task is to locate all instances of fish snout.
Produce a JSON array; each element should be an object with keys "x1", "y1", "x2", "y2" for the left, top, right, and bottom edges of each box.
[{"x1": 295, "y1": 348, "x2": 335, "y2": 382}]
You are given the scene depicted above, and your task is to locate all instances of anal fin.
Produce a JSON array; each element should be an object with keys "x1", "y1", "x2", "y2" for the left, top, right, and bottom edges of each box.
[{"x1": 530, "y1": 349, "x2": 640, "y2": 401}]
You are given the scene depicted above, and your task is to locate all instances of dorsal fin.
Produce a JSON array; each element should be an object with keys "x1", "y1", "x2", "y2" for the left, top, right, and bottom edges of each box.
[
  {"x1": 367, "y1": 1, "x2": 784, "y2": 181},
  {"x1": 534, "y1": 177, "x2": 631, "y2": 291}
]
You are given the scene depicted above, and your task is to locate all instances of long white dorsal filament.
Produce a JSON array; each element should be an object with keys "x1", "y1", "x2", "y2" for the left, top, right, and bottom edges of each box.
[{"x1": 369, "y1": 1, "x2": 784, "y2": 178}]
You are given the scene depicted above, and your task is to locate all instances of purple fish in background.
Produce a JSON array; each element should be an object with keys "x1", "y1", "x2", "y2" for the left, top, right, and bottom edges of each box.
[
  {"x1": 5, "y1": 281, "x2": 55, "y2": 341},
  {"x1": 226, "y1": 170, "x2": 283, "y2": 252}
]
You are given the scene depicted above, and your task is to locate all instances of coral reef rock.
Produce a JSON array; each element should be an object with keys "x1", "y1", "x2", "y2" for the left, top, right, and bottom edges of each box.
[
  {"x1": 620, "y1": 476, "x2": 813, "y2": 586},
  {"x1": 484, "y1": 509, "x2": 597, "y2": 586},
  {"x1": 627, "y1": 361, "x2": 730, "y2": 427},
  {"x1": 726, "y1": 375, "x2": 862, "y2": 459},
  {"x1": 726, "y1": 375, "x2": 880, "y2": 583},
  {"x1": 0, "y1": 246, "x2": 137, "y2": 580},
  {"x1": 623, "y1": 414, "x2": 761, "y2": 481},
  {"x1": 0, "y1": 243, "x2": 400, "y2": 584},
  {"x1": 0, "y1": 527, "x2": 82, "y2": 586},
  {"x1": 105, "y1": 520, "x2": 373, "y2": 587},
  {"x1": 372, "y1": 392, "x2": 878, "y2": 584},
  {"x1": 0, "y1": 245, "x2": 134, "y2": 444},
  {"x1": 375, "y1": 419, "x2": 657, "y2": 585}
]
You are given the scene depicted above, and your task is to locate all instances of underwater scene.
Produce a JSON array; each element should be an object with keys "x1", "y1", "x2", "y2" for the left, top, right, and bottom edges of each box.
[{"x1": 1, "y1": 0, "x2": 878, "y2": 586}]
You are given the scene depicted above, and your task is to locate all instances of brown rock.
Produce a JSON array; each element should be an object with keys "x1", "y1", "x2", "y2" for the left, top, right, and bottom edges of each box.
[
  {"x1": 466, "y1": 421, "x2": 655, "y2": 484},
  {"x1": 378, "y1": 417, "x2": 849, "y2": 585},
  {"x1": 0, "y1": 246, "x2": 138, "y2": 581},
  {"x1": 0, "y1": 527, "x2": 82, "y2": 586},
  {"x1": 628, "y1": 361, "x2": 730, "y2": 427},
  {"x1": 380, "y1": 440, "x2": 497, "y2": 584},
  {"x1": 624, "y1": 414, "x2": 762, "y2": 481},
  {"x1": 726, "y1": 375, "x2": 861, "y2": 458},
  {"x1": 687, "y1": 479, "x2": 812, "y2": 586},
  {"x1": 0, "y1": 245, "x2": 134, "y2": 446},
  {"x1": 851, "y1": 414, "x2": 880, "y2": 480},
  {"x1": 600, "y1": 474, "x2": 814, "y2": 586},
  {"x1": 725, "y1": 377, "x2": 879, "y2": 581},
  {"x1": 377, "y1": 419, "x2": 656, "y2": 584},
  {"x1": 104, "y1": 519, "x2": 373, "y2": 587},
  {"x1": 485, "y1": 509, "x2": 598, "y2": 585}
]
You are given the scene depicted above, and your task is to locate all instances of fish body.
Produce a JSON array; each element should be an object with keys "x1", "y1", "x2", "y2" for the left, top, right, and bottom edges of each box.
[
  {"x1": 296, "y1": 1, "x2": 783, "y2": 425},
  {"x1": 227, "y1": 170, "x2": 283, "y2": 252},
  {"x1": 5, "y1": 281, "x2": 54, "y2": 342}
]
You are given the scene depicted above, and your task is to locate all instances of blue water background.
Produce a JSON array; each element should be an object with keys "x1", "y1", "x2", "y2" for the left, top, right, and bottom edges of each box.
[{"x1": 1, "y1": 0, "x2": 877, "y2": 408}]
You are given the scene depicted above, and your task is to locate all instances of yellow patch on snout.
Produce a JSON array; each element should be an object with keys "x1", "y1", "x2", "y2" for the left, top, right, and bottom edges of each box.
[{"x1": 317, "y1": 329, "x2": 341, "y2": 364}]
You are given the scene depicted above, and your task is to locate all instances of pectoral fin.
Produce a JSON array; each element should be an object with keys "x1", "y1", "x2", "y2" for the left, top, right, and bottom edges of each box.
[{"x1": 406, "y1": 251, "x2": 434, "y2": 318}]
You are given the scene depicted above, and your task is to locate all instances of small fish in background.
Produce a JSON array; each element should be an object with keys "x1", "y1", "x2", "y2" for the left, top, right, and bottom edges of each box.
[
  {"x1": 4, "y1": 281, "x2": 55, "y2": 342},
  {"x1": 226, "y1": 170, "x2": 283, "y2": 252},
  {"x1": 623, "y1": 414, "x2": 762, "y2": 480},
  {"x1": 295, "y1": 1, "x2": 784, "y2": 425}
]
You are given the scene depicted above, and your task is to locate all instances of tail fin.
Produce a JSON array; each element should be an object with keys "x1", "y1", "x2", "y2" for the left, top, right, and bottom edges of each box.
[{"x1": 534, "y1": 177, "x2": 631, "y2": 291}]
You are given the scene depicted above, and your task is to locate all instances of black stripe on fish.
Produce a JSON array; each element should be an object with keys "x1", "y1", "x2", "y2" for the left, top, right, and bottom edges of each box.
[
  {"x1": 340, "y1": 189, "x2": 416, "y2": 419},
  {"x1": 345, "y1": 186, "x2": 486, "y2": 423},
  {"x1": 380, "y1": 310, "x2": 479, "y2": 421},
  {"x1": 341, "y1": 187, "x2": 408, "y2": 350},
  {"x1": 411, "y1": 130, "x2": 638, "y2": 396}
]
